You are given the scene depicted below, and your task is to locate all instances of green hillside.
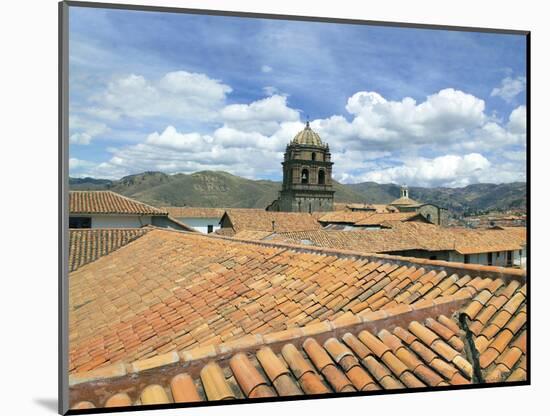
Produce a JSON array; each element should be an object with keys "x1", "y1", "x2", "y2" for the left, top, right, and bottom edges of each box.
[{"x1": 69, "y1": 171, "x2": 526, "y2": 213}]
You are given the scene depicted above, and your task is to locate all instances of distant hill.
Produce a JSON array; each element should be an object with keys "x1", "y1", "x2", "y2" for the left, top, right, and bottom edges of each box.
[
  {"x1": 69, "y1": 171, "x2": 526, "y2": 213},
  {"x1": 348, "y1": 182, "x2": 527, "y2": 213},
  {"x1": 69, "y1": 177, "x2": 113, "y2": 190},
  {"x1": 69, "y1": 171, "x2": 367, "y2": 208}
]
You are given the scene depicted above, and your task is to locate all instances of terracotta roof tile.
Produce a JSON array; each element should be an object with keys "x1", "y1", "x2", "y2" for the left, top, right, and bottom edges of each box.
[
  {"x1": 72, "y1": 401, "x2": 95, "y2": 409},
  {"x1": 271, "y1": 223, "x2": 526, "y2": 255},
  {"x1": 221, "y1": 209, "x2": 322, "y2": 235},
  {"x1": 299, "y1": 371, "x2": 331, "y2": 394},
  {"x1": 355, "y1": 212, "x2": 424, "y2": 225},
  {"x1": 67, "y1": 229, "x2": 526, "y2": 408},
  {"x1": 170, "y1": 374, "x2": 201, "y2": 403},
  {"x1": 357, "y1": 330, "x2": 391, "y2": 358},
  {"x1": 140, "y1": 385, "x2": 170, "y2": 405},
  {"x1": 69, "y1": 286, "x2": 527, "y2": 408},
  {"x1": 69, "y1": 228, "x2": 151, "y2": 272},
  {"x1": 70, "y1": 191, "x2": 168, "y2": 215},
  {"x1": 200, "y1": 362, "x2": 235, "y2": 401},
  {"x1": 104, "y1": 393, "x2": 132, "y2": 408},
  {"x1": 72, "y1": 229, "x2": 515, "y2": 374},
  {"x1": 229, "y1": 353, "x2": 274, "y2": 398},
  {"x1": 256, "y1": 347, "x2": 290, "y2": 382},
  {"x1": 346, "y1": 365, "x2": 378, "y2": 391},
  {"x1": 281, "y1": 344, "x2": 316, "y2": 380},
  {"x1": 320, "y1": 364, "x2": 356, "y2": 392},
  {"x1": 162, "y1": 207, "x2": 227, "y2": 218}
]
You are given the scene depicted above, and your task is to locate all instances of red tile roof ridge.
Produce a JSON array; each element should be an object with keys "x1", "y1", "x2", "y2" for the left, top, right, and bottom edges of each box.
[
  {"x1": 69, "y1": 190, "x2": 169, "y2": 215},
  {"x1": 197, "y1": 229, "x2": 527, "y2": 282},
  {"x1": 119, "y1": 227, "x2": 526, "y2": 282},
  {"x1": 68, "y1": 293, "x2": 472, "y2": 387}
]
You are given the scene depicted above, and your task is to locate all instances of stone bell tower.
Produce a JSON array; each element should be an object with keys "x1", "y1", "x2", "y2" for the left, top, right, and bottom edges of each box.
[{"x1": 275, "y1": 122, "x2": 335, "y2": 213}]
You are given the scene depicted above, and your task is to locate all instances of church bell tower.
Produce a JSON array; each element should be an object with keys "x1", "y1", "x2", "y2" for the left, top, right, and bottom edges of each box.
[{"x1": 276, "y1": 122, "x2": 335, "y2": 213}]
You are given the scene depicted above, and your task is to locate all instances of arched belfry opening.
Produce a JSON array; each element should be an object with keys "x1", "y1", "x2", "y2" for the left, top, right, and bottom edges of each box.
[
  {"x1": 268, "y1": 120, "x2": 335, "y2": 212},
  {"x1": 301, "y1": 169, "x2": 309, "y2": 184}
]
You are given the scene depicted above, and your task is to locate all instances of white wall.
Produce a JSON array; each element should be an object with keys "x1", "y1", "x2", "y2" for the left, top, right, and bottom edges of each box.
[
  {"x1": 176, "y1": 217, "x2": 221, "y2": 234},
  {"x1": 450, "y1": 251, "x2": 524, "y2": 268},
  {"x1": 91, "y1": 215, "x2": 152, "y2": 228}
]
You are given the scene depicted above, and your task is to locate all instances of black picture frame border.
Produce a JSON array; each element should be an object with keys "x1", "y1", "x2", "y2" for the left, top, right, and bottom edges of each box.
[{"x1": 58, "y1": 1, "x2": 531, "y2": 414}]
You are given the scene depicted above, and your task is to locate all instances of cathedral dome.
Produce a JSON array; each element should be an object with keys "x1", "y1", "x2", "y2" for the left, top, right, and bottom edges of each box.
[{"x1": 292, "y1": 122, "x2": 324, "y2": 146}]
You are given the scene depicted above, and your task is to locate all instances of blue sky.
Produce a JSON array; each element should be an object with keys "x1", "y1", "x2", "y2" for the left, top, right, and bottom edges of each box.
[{"x1": 69, "y1": 6, "x2": 527, "y2": 187}]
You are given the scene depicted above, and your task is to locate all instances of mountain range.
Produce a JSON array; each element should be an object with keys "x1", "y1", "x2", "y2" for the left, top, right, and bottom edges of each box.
[{"x1": 69, "y1": 171, "x2": 527, "y2": 214}]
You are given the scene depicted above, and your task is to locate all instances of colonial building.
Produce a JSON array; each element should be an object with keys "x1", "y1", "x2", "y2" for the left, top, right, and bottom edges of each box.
[
  {"x1": 267, "y1": 122, "x2": 334, "y2": 213},
  {"x1": 162, "y1": 207, "x2": 226, "y2": 234},
  {"x1": 389, "y1": 185, "x2": 449, "y2": 226},
  {"x1": 69, "y1": 191, "x2": 194, "y2": 231},
  {"x1": 264, "y1": 222, "x2": 527, "y2": 269}
]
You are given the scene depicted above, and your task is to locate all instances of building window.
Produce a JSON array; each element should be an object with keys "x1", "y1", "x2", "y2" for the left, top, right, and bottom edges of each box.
[
  {"x1": 429, "y1": 255, "x2": 437, "y2": 260},
  {"x1": 312, "y1": 152, "x2": 316, "y2": 161},
  {"x1": 69, "y1": 216, "x2": 92, "y2": 229},
  {"x1": 301, "y1": 169, "x2": 309, "y2": 184},
  {"x1": 487, "y1": 252, "x2": 493, "y2": 266},
  {"x1": 318, "y1": 169, "x2": 325, "y2": 185},
  {"x1": 464, "y1": 254, "x2": 470, "y2": 264},
  {"x1": 207, "y1": 224, "x2": 214, "y2": 233},
  {"x1": 506, "y1": 251, "x2": 513, "y2": 267}
]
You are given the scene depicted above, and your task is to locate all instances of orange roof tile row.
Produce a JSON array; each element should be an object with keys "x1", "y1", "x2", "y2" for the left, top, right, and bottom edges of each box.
[
  {"x1": 317, "y1": 211, "x2": 372, "y2": 224},
  {"x1": 221, "y1": 209, "x2": 323, "y2": 235},
  {"x1": 162, "y1": 207, "x2": 227, "y2": 218},
  {"x1": 355, "y1": 212, "x2": 424, "y2": 225},
  {"x1": 332, "y1": 203, "x2": 398, "y2": 213},
  {"x1": 317, "y1": 211, "x2": 420, "y2": 225},
  {"x1": 69, "y1": 228, "x2": 151, "y2": 272},
  {"x1": 69, "y1": 229, "x2": 524, "y2": 376},
  {"x1": 70, "y1": 191, "x2": 168, "y2": 215},
  {"x1": 268, "y1": 223, "x2": 526, "y2": 255},
  {"x1": 69, "y1": 281, "x2": 526, "y2": 408}
]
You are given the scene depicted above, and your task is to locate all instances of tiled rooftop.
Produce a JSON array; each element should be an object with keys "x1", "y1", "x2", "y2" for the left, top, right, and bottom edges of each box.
[
  {"x1": 70, "y1": 191, "x2": 169, "y2": 216},
  {"x1": 267, "y1": 223, "x2": 526, "y2": 255},
  {"x1": 69, "y1": 228, "x2": 524, "y2": 378},
  {"x1": 317, "y1": 211, "x2": 373, "y2": 224},
  {"x1": 162, "y1": 207, "x2": 227, "y2": 218},
  {"x1": 332, "y1": 203, "x2": 398, "y2": 213},
  {"x1": 69, "y1": 228, "x2": 151, "y2": 272},
  {"x1": 355, "y1": 212, "x2": 424, "y2": 225},
  {"x1": 220, "y1": 209, "x2": 322, "y2": 235},
  {"x1": 69, "y1": 275, "x2": 527, "y2": 408},
  {"x1": 317, "y1": 211, "x2": 423, "y2": 226},
  {"x1": 232, "y1": 230, "x2": 276, "y2": 240}
]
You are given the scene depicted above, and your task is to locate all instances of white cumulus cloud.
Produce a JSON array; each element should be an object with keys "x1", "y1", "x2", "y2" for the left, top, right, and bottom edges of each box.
[
  {"x1": 70, "y1": 79, "x2": 527, "y2": 187},
  {"x1": 221, "y1": 94, "x2": 300, "y2": 135},
  {"x1": 69, "y1": 115, "x2": 109, "y2": 145},
  {"x1": 87, "y1": 71, "x2": 232, "y2": 121},
  {"x1": 315, "y1": 88, "x2": 488, "y2": 152},
  {"x1": 357, "y1": 153, "x2": 492, "y2": 187},
  {"x1": 491, "y1": 76, "x2": 526, "y2": 103}
]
